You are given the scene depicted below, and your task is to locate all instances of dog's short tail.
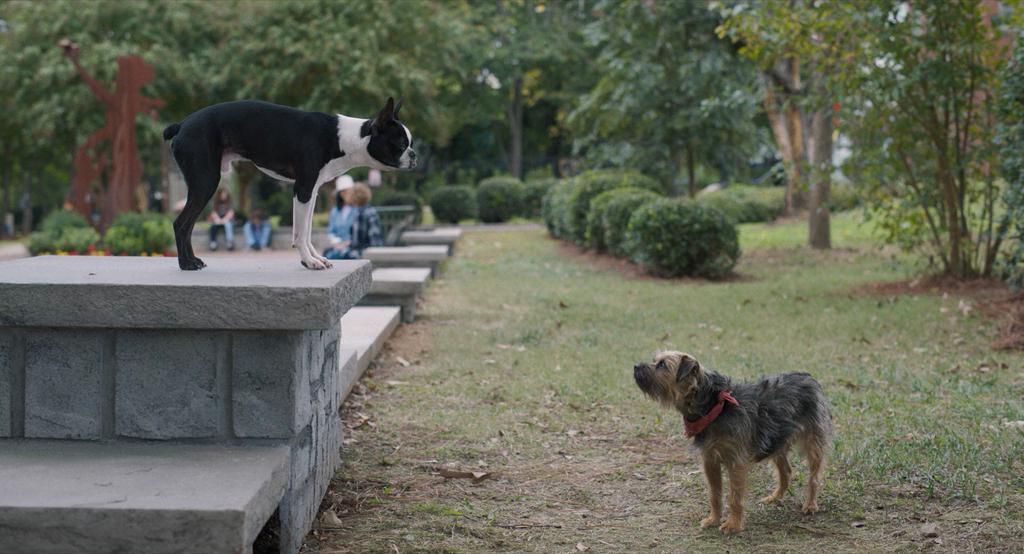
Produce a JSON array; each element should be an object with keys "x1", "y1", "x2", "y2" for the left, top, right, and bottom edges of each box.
[{"x1": 162, "y1": 123, "x2": 181, "y2": 141}]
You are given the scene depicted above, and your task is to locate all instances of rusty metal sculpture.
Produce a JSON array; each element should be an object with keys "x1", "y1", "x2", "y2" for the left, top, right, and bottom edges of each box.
[{"x1": 60, "y1": 39, "x2": 164, "y2": 228}]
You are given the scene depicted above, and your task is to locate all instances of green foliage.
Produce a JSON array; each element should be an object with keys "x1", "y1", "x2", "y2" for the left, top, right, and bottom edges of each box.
[
  {"x1": 522, "y1": 178, "x2": 558, "y2": 219},
  {"x1": 541, "y1": 180, "x2": 579, "y2": 238},
  {"x1": 54, "y1": 226, "x2": 101, "y2": 252},
  {"x1": 26, "y1": 232, "x2": 57, "y2": 256},
  {"x1": 585, "y1": 187, "x2": 655, "y2": 252},
  {"x1": 697, "y1": 185, "x2": 784, "y2": 224},
  {"x1": 828, "y1": 182, "x2": 861, "y2": 212},
  {"x1": 40, "y1": 210, "x2": 90, "y2": 235},
  {"x1": 476, "y1": 176, "x2": 525, "y2": 223},
  {"x1": 627, "y1": 199, "x2": 740, "y2": 278},
  {"x1": 566, "y1": 169, "x2": 661, "y2": 245},
  {"x1": 103, "y1": 212, "x2": 174, "y2": 255},
  {"x1": 602, "y1": 189, "x2": 663, "y2": 258},
  {"x1": 998, "y1": 33, "x2": 1024, "y2": 290},
  {"x1": 430, "y1": 186, "x2": 477, "y2": 224}
]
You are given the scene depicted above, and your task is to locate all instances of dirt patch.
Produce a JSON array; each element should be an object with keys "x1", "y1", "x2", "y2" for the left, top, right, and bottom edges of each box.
[
  {"x1": 552, "y1": 239, "x2": 755, "y2": 283},
  {"x1": 853, "y1": 275, "x2": 1024, "y2": 350}
]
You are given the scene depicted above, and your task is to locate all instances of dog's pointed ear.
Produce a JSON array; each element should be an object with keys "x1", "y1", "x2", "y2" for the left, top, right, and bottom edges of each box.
[
  {"x1": 676, "y1": 356, "x2": 700, "y2": 381},
  {"x1": 377, "y1": 96, "x2": 396, "y2": 123},
  {"x1": 394, "y1": 97, "x2": 403, "y2": 118}
]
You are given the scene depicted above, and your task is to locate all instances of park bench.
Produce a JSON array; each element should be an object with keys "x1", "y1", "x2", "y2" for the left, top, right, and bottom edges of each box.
[
  {"x1": 359, "y1": 267, "x2": 432, "y2": 323},
  {"x1": 400, "y1": 226, "x2": 463, "y2": 254},
  {"x1": 361, "y1": 244, "x2": 450, "y2": 276},
  {"x1": 0, "y1": 256, "x2": 372, "y2": 554},
  {"x1": 376, "y1": 204, "x2": 417, "y2": 246}
]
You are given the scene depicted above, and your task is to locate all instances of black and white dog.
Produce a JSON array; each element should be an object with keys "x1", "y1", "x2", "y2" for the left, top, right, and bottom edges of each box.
[{"x1": 163, "y1": 97, "x2": 416, "y2": 270}]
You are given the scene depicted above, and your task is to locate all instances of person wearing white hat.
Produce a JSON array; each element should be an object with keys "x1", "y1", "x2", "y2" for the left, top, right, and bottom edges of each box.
[{"x1": 324, "y1": 176, "x2": 356, "y2": 256}]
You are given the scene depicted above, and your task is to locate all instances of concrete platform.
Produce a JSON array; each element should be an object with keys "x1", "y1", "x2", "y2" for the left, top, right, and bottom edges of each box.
[
  {"x1": 400, "y1": 227, "x2": 462, "y2": 254},
  {"x1": 362, "y1": 245, "x2": 449, "y2": 276},
  {"x1": 340, "y1": 306, "x2": 401, "y2": 374},
  {"x1": 0, "y1": 256, "x2": 371, "y2": 330},
  {"x1": 359, "y1": 267, "x2": 431, "y2": 323},
  {"x1": 0, "y1": 440, "x2": 289, "y2": 554}
]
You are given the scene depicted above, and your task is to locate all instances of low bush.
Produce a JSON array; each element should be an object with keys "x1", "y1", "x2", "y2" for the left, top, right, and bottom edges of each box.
[
  {"x1": 602, "y1": 189, "x2": 662, "y2": 257},
  {"x1": 828, "y1": 182, "x2": 861, "y2": 212},
  {"x1": 40, "y1": 209, "x2": 90, "y2": 235},
  {"x1": 476, "y1": 176, "x2": 525, "y2": 223},
  {"x1": 627, "y1": 199, "x2": 740, "y2": 278},
  {"x1": 566, "y1": 169, "x2": 661, "y2": 244},
  {"x1": 430, "y1": 186, "x2": 477, "y2": 224},
  {"x1": 586, "y1": 187, "x2": 659, "y2": 252},
  {"x1": 542, "y1": 180, "x2": 579, "y2": 238},
  {"x1": 697, "y1": 185, "x2": 784, "y2": 224},
  {"x1": 54, "y1": 226, "x2": 101, "y2": 253},
  {"x1": 522, "y1": 178, "x2": 558, "y2": 218},
  {"x1": 103, "y1": 212, "x2": 174, "y2": 255},
  {"x1": 27, "y1": 209, "x2": 99, "y2": 255}
]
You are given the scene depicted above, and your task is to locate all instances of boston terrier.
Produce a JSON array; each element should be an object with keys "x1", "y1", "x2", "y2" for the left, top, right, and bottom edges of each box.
[{"x1": 162, "y1": 97, "x2": 416, "y2": 270}]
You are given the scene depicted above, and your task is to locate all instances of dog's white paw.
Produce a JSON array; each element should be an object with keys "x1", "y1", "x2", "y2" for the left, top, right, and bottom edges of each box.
[{"x1": 300, "y1": 258, "x2": 327, "y2": 270}]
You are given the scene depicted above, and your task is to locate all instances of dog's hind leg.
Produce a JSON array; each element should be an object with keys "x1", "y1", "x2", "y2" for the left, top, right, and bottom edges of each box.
[
  {"x1": 761, "y1": 451, "x2": 791, "y2": 504},
  {"x1": 700, "y1": 456, "x2": 723, "y2": 529},
  {"x1": 303, "y1": 180, "x2": 331, "y2": 267},
  {"x1": 172, "y1": 142, "x2": 220, "y2": 270},
  {"x1": 802, "y1": 435, "x2": 826, "y2": 514},
  {"x1": 719, "y1": 463, "x2": 748, "y2": 534}
]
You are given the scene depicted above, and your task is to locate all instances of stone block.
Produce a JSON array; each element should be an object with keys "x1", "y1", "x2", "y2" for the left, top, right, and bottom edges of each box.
[
  {"x1": 115, "y1": 331, "x2": 219, "y2": 439},
  {"x1": 24, "y1": 330, "x2": 104, "y2": 439},
  {"x1": 0, "y1": 331, "x2": 13, "y2": 437},
  {"x1": 232, "y1": 331, "x2": 305, "y2": 439}
]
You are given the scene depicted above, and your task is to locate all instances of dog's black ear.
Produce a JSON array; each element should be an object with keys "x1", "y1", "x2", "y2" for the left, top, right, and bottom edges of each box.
[
  {"x1": 378, "y1": 96, "x2": 396, "y2": 122},
  {"x1": 676, "y1": 357, "x2": 699, "y2": 381},
  {"x1": 394, "y1": 97, "x2": 403, "y2": 117}
]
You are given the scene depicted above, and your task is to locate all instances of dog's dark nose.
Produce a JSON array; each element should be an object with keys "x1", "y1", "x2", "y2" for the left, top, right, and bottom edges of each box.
[{"x1": 633, "y1": 363, "x2": 645, "y2": 372}]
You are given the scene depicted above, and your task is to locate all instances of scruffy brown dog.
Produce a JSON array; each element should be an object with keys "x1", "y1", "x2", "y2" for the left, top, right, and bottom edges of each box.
[{"x1": 633, "y1": 351, "x2": 832, "y2": 533}]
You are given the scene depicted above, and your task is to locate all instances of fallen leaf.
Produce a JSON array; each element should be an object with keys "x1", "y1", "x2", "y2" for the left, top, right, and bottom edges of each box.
[
  {"x1": 1002, "y1": 420, "x2": 1024, "y2": 429},
  {"x1": 920, "y1": 522, "x2": 939, "y2": 538},
  {"x1": 438, "y1": 468, "x2": 496, "y2": 484},
  {"x1": 395, "y1": 356, "x2": 411, "y2": 367},
  {"x1": 385, "y1": 380, "x2": 408, "y2": 387},
  {"x1": 576, "y1": 543, "x2": 589, "y2": 552},
  {"x1": 958, "y1": 300, "x2": 972, "y2": 317},
  {"x1": 320, "y1": 510, "x2": 344, "y2": 529},
  {"x1": 558, "y1": 301, "x2": 569, "y2": 309},
  {"x1": 851, "y1": 521, "x2": 867, "y2": 528}
]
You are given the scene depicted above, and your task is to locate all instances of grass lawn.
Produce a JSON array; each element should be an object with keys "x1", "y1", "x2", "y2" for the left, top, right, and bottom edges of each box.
[{"x1": 306, "y1": 215, "x2": 1024, "y2": 553}]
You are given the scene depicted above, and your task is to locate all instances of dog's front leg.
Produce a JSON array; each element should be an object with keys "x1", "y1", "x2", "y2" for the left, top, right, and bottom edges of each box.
[
  {"x1": 700, "y1": 457, "x2": 723, "y2": 529},
  {"x1": 719, "y1": 464, "x2": 748, "y2": 534},
  {"x1": 291, "y1": 200, "x2": 299, "y2": 248},
  {"x1": 293, "y1": 195, "x2": 326, "y2": 270},
  {"x1": 304, "y1": 181, "x2": 331, "y2": 268}
]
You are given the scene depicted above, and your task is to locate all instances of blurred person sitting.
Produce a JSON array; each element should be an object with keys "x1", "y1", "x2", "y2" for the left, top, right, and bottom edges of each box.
[
  {"x1": 323, "y1": 182, "x2": 382, "y2": 260},
  {"x1": 243, "y1": 208, "x2": 272, "y2": 250},
  {"x1": 208, "y1": 188, "x2": 235, "y2": 251}
]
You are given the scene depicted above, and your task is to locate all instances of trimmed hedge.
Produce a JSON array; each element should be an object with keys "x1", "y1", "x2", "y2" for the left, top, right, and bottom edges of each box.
[
  {"x1": 828, "y1": 182, "x2": 860, "y2": 212},
  {"x1": 103, "y1": 212, "x2": 174, "y2": 255},
  {"x1": 522, "y1": 178, "x2": 558, "y2": 218},
  {"x1": 602, "y1": 189, "x2": 663, "y2": 258},
  {"x1": 627, "y1": 199, "x2": 739, "y2": 278},
  {"x1": 430, "y1": 186, "x2": 477, "y2": 224},
  {"x1": 542, "y1": 179, "x2": 580, "y2": 238},
  {"x1": 696, "y1": 185, "x2": 784, "y2": 224},
  {"x1": 586, "y1": 187, "x2": 659, "y2": 252},
  {"x1": 476, "y1": 176, "x2": 525, "y2": 223},
  {"x1": 566, "y1": 169, "x2": 661, "y2": 244}
]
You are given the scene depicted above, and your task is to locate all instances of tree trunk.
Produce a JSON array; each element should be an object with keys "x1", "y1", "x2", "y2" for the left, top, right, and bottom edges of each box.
[
  {"x1": 807, "y1": 106, "x2": 832, "y2": 249},
  {"x1": 761, "y1": 71, "x2": 803, "y2": 215},
  {"x1": 1, "y1": 156, "x2": 11, "y2": 238},
  {"x1": 507, "y1": 76, "x2": 524, "y2": 179},
  {"x1": 686, "y1": 142, "x2": 697, "y2": 198},
  {"x1": 160, "y1": 140, "x2": 171, "y2": 213}
]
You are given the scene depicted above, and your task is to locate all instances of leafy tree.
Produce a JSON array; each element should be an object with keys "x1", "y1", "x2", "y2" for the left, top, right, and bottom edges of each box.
[
  {"x1": 569, "y1": 0, "x2": 762, "y2": 196},
  {"x1": 997, "y1": 31, "x2": 1024, "y2": 289}
]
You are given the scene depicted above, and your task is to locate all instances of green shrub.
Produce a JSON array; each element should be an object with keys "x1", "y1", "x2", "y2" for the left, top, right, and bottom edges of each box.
[
  {"x1": 697, "y1": 185, "x2": 784, "y2": 224},
  {"x1": 828, "y1": 182, "x2": 861, "y2": 212},
  {"x1": 27, "y1": 232, "x2": 57, "y2": 255},
  {"x1": 476, "y1": 176, "x2": 525, "y2": 223},
  {"x1": 566, "y1": 169, "x2": 661, "y2": 244},
  {"x1": 40, "y1": 209, "x2": 89, "y2": 235},
  {"x1": 586, "y1": 187, "x2": 658, "y2": 252},
  {"x1": 54, "y1": 226, "x2": 101, "y2": 253},
  {"x1": 103, "y1": 212, "x2": 174, "y2": 255},
  {"x1": 376, "y1": 189, "x2": 424, "y2": 224},
  {"x1": 602, "y1": 189, "x2": 662, "y2": 257},
  {"x1": 429, "y1": 186, "x2": 477, "y2": 224},
  {"x1": 627, "y1": 199, "x2": 740, "y2": 278},
  {"x1": 542, "y1": 180, "x2": 580, "y2": 238},
  {"x1": 522, "y1": 178, "x2": 558, "y2": 218}
]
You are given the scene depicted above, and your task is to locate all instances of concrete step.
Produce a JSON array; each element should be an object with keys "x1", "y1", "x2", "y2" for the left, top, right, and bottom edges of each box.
[
  {"x1": 359, "y1": 267, "x2": 432, "y2": 323},
  {"x1": 400, "y1": 227, "x2": 462, "y2": 254},
  {"x1": 0, "y1": 440, "x2": 290, "y2": 554},
  {"x1": 362, "y1": 245, "x2": 449, "y2": 276},
  {"x1": 339, "y1": 306, "x2": 401, "y2": 375}
]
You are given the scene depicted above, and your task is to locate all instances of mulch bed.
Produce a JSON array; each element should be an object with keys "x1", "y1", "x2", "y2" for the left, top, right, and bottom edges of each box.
[{"x1": 854, "y1": 275, "x2": 1024, "y2": 350}]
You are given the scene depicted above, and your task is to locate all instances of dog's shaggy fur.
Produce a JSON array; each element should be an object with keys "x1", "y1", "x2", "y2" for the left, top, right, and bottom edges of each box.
[{"x1": 633, "y1": 351, "x2": 832, "y2": 533}]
